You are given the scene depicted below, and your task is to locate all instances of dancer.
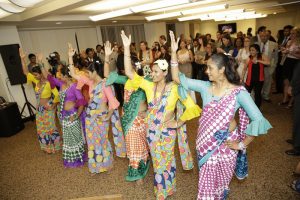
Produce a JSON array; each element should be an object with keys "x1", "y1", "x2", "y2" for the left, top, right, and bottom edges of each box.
[
  {"x1": 41, "y1": 57, "x2": 86, "y2": 167},
  {"x1": 20, "y1": 49, "x2": 61, "y2": 153},
  {"x1": 69, "y1": 45, "x2": 126, "y2": 174},
  {"x1": 121, "y1": 31, "x2": 201, "y2": 199},
  {"x1": 103, "y1": 41, "x2": 150, "y2": 183},
  {"x1": 169, "y1": 30, "x2": 272, "y2": 199}
]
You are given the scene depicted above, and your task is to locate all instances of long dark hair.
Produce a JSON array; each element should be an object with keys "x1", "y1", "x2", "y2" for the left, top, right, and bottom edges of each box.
[
  {"x1": 87, "y1": 61, "x2": 104, "y2": 78},
  {"x1": 131, "y1": 55, "x2": 144, "y2": 76},
  {"x1": 210, "y1": 53, "x2": 240, "y2": 85},
  {"x1": 60, "y1": 65, "x2": 72, "y2": 78},
  {"x1": 31, "y1": 66, "x2": 42, "y2": 74},
  {"x1": 249, "y1": 44, "x2": 262, "y2": 60},
  {"x1": 138, "y1": 41, "x2": 149, "y2": 61}
]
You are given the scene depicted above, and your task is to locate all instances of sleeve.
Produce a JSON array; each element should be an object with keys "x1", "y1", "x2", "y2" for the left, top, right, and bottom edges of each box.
[
  {"x1": 177, "y1": 87, "x2": 201, "y2": 121},
  {"x1": 103, "y1": 84, "x2": 120, "y2": 110},
  {"x1": 26, "y1": 73, "x2": 38, "y2": 84},
  {"x1": 238, "y1": 90, "x2": 272, "y2": 136},
  {"x1": 178, "y1": 73, "x2": 210, "y2": 99},
  {"x1": 105, "y1": 71, "x2": 128, "y2": 86},
  {"x1": 72, "y1": 84, "x2": 87, "y2": 107},
  {"x1": 76, "y1": 75, "x2": 93, "y2": 90},
  {"x1": 51, "y1": 86, "x2": 60, "y2": 103},
  {"x1": 47, "y1": 74, "x2": 63, "y2": 89},
  {"x1": 130, "y1": 72, "x2": 153, "y2": 91}
]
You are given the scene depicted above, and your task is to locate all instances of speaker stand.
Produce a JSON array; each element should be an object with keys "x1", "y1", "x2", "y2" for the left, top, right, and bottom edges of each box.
[{"x1": 20, "y1": 84, "x2": 35, "y2": 122}]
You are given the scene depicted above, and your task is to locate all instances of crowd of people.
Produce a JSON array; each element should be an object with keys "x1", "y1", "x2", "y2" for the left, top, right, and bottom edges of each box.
[{"x1": 18, "y1": 24, "x2": 300, "y2": 199}]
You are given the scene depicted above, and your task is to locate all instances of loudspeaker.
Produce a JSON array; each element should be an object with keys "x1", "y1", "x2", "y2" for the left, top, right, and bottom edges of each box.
[
  {"x1": 0, "y1": 102, "x2": 24, "y2": 137},
  {"x1": 0, "y1": 44, "x2": 26, "y2": 85}
]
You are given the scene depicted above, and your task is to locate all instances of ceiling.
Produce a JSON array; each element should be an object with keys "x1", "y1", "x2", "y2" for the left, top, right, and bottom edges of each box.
[{"x1": 0, "y1": 0, "x2": 299, "y2": 28}]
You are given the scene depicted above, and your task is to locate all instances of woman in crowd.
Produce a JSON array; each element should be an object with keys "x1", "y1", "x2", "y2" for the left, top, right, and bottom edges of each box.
[
  {"x1": 217, "y1": 33, "x2": 234, "y2": 56},
  {"x1": 69, "y1": 45, "x2": 126, "y2": 174},
  {"x1": 244, "y1": 44, "x2": 270, "y2": 108},
  {"x1": 236, "y1": 37, "x2": 251, "y2": 83},
  {"x1": 194, "y1": 36, "x2": 207, "y2": 80},
  {"x1": 121, "y1": 30, "x2": 201, "y2": 200},
  {"x1": 280, "y1": 27, "x2": 300, "y2": 108},
  {"x1": 20, "y1": 49, "x2": 61, "y2": 153},
  {"x1": 137, "y1": 41, "x2": 153, "y2": 77},
  {"x1": 233, "y1": 37, "x2": 244, "y2": 58},
  {"x1": 169, "y1": 30, "x2": 272, "y2": 199},
  {"x1": 152, "y1": 41, "x2": 161, "y2": 61},
  {"x1": 42, "y1": 62, "x2": 86, "y2": 167},
  {"x1": 177, "y1": 39, "x2": 194, "y2": 78},
  {"x1": 103, "y1": 41, "x2": 150, "y2": 183},
  {"x1": 159, "y1": 45, "x2": 171, "y2": 63}
]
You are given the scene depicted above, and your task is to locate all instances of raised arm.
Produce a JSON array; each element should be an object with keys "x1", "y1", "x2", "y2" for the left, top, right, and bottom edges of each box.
[
  {"x1": 67, "y1": 43, "x2": 80, "y2": 80},
  {"x1": 19, "y1": 48, "x2": 28, "y2": 75},
  {"x1": 169, "y1": 30, "x2": 180, "y2": 84},
  {"x1": 36, "y1": 53, "x2": 49, "y2": 78},
  {"x1": 104, "y1": 41, "x2": 113, "y2": 78},
  {"x1": 121, "y1": 30, "x2": 134, "y2": 79}
]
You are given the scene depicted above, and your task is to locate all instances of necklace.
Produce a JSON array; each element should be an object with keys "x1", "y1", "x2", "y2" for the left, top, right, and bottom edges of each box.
[
  {"x1": 153, "y1": 83, "x2": 167, "y2": 106},
  {"x1": 211, "y1": 83, "x2": 231, "y2": 98}
]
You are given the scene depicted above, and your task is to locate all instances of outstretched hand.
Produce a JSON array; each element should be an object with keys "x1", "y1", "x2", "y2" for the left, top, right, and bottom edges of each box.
[
  {"x1": 19, "y1": 48, "x2": 26, "y2": 59},
  {"x1": 104, "y1": 41, "x2": 113, "y2": 57},
  {"x1": 120, "y1": 30, "x2": 131, "y2": 47},
  {"x1": 68, "y1": 43, "x2": 76, "y2": 57},
  {"x1": 36, "y1": 53, "x2": 43, "y2": 63},
  {"x1": 169, "y1": 30, "x2": 179, "y2": 53}
]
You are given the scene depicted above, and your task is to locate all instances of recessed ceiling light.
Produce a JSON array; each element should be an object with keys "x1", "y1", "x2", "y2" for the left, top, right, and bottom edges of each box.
[
  {"x1": 273, "y1": 12, "x2": 277, "y2": 14},
  {"x1": 56, "y1": 22, "x2": 62, "y2": 24},
  {"x1": 112, "y1": 20, "x2": 117, "y2": 23}
]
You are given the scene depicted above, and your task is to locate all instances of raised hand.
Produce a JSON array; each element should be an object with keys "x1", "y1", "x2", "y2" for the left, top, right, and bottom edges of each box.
[
  {"x1": 120, "y1": 30, "x2": 131, "y2": 47},
  {"x1": 68, "y1": 43, "x2": 76, "y2": 57},
  {"x1": 19, "y1": 48, "x2": 26, "y2": 59},
  {"x1": 169, "y1": 30, "x2": 179, "y2": 53},
  {"x1": 104, "y1": 41, "x2": 113, "y2": 57},
  {"x1": 36, "y1": 53, "x2": 43, "y2": 63}
]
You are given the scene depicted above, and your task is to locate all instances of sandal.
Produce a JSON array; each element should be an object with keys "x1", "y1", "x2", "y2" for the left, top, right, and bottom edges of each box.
[
  {"x1": 278, "y1": 101, "x2": 289, "y2": 106},
  {"x1": 291, "y1": 179, "x2": 300, "y2": 193}
]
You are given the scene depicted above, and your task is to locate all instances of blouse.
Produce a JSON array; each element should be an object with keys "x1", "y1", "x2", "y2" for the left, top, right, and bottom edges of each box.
[
  {"x1": 27, "y1": 73, "x2": 59, "y2": 103},
  {"x1": 179, "y1": 74, "x2": 272, "y2": 136},
  {"x1": 131, "y1": 72, "x2": 201, "y2": 121}
]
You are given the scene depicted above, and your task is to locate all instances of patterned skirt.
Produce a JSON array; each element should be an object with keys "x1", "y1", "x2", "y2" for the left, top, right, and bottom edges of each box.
[
  {"x1": 36, "y1": 107, "x2": 61, "y2": 153},
  {"x1": 85, "y1": 112, "x2": 113, "y2": 173},
  {"x1": 148, "y1": 127, "x2": 177, "y2": 200},
  {"x1": 62, "y1": 112, "x2": 85, "y2": 168},
  {"x1": 125, "y1": 116, "x2": 149, "y2": 181},
  {"x1": 197, "y1": 144, "x2": 238, "y2": 200}
]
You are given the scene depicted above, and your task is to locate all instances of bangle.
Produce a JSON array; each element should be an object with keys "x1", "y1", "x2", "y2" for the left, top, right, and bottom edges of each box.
[
  {"x1": 170, "y1": 61, "x2": 178, "y2": 67},
  {"x1": 238, "y1": 142, "x2": 246, "y2": 150}
]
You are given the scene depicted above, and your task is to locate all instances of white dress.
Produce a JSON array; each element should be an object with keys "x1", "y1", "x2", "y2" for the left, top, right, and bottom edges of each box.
[{"x1": 236, "y1": 48, "x2": 250, "y2": 82}]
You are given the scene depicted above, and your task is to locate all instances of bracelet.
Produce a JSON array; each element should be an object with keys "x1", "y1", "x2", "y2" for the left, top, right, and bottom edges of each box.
[
  {"x1": 170, "y1": 61, "x2": 178, "y2": 67},
  {"x1": 238, "y1": 142, "x2": 246, "y2": 150}
]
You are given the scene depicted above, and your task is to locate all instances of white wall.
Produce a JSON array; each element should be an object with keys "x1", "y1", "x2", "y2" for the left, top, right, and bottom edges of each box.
[
  {"x1": 175, "y1": 22, "x2": 190, "y2": 37},
  {"x1": 0, "y1": 26, "x2": 36, "y2": 117},
  {"x1": 18, "y1": 27, "x2": 99, "y2": 63},
  {"x1": 144, "y1": 22, "x2": 166, "y2": 47}
]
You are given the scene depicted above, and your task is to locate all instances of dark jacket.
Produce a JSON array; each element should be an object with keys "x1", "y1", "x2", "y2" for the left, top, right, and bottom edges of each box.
[{"x1": 291, "y1": 60, "x2": 300, "y2": 96}]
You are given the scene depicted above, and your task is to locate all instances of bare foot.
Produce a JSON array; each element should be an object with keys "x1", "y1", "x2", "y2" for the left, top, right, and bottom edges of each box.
[{"x1": 136, "y1": 179, "x2": 144, "y2": 185}]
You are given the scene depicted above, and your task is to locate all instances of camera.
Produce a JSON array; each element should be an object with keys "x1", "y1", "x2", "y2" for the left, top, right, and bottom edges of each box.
[{"x1": 46, "y1": 53, "x2": 58, "y2": 67}]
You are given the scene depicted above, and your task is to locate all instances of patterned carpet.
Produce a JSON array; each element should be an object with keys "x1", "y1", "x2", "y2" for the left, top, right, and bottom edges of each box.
[{"x1": 0, "y1": 93, "x2": 299, "y2": 200}]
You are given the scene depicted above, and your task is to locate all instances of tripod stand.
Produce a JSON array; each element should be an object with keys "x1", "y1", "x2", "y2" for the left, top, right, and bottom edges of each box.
[{"x1": 20, "y1": 83, "x2": 35, "y2": 121}]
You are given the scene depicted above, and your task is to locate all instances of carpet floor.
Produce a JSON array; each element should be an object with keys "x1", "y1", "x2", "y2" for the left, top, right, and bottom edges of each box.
[{"x1": 0, "y1": 93, "x2": 299, "y2": 200}]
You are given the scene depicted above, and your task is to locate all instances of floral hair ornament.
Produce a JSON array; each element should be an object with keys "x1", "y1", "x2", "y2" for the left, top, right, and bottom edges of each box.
[
  {"x1": 154, "y1": 59, "x2": 169, "y2": 71},
  {"x1": 135, "y1": 61, "x2": 141, "y2": 69}
]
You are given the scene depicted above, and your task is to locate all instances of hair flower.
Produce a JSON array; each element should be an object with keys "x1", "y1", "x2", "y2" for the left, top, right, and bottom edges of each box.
[{"x1": 154, "y1": 59, "x2": 169, "y2": 71}]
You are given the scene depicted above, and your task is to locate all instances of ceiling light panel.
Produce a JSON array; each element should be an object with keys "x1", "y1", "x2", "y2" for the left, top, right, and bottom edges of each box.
[
  {"x1": 181, "y1": 4, "x2": 228, "y2": 15},
  {"x1": 178, "y1": 9, "x2": 244, "y2": 21},
  {"x1": 146, "y1": 11, "x2": 182, "y2": 21},
  {"x1": 0, "y1": 7, "x2": 10, "y2": 18},
  {"x1": 131, "y1": 0, "x2": 189, "y2": 13},
  {"x1": 9, "y1": 0, "x2": 44, "y2": 7},
  {"x1": 0, "y1": 1, "x2": 25, "y2": 13},
  {"x1": 89, "y1": 8, "x2": 132, "y2": 21}
]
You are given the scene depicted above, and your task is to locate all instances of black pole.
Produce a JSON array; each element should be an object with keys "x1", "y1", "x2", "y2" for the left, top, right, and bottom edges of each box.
[
  {"x1": 20, "y1": 83, "x2": 35, "y2": 121},
  {"x1": 75, "y1": 33, "x2": 80, "y2": 53}
]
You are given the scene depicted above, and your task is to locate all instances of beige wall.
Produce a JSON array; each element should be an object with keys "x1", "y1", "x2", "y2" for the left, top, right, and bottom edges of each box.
[
  {"x1": 0, "y1": 26, "x2": 36, "y2": 116},
  {"x1": 257, "y1": 11, "x2": 300, "y2": 37},
  {"x1": 144, "y1": 22, "x2": 166, "y2": 47}
]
